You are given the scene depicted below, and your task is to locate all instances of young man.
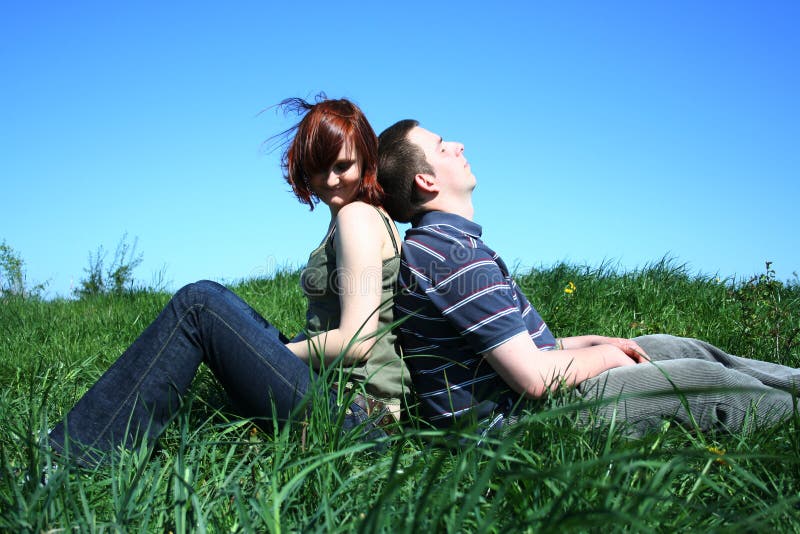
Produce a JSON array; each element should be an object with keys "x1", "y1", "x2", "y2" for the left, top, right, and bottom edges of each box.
[{"x1": 377, "y1": 119, "x2": 799, "y2": 437}]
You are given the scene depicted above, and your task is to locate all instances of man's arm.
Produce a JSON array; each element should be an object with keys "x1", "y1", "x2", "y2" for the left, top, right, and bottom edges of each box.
[
  {"x1": 558, "y1": 335, "x2": 650, "y2": 362},
  {"x1": 484, "y1": 333, "x2": 641, "y2": 398}
]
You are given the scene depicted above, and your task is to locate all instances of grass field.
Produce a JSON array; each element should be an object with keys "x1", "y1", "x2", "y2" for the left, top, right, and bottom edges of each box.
[{"x1": 1, "y1": 261, "x2": 799, "y2": 532}]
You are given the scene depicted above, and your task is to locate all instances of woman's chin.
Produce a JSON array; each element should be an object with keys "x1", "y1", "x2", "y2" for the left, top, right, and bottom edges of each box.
[{"x1": 323, "y1": 195, "x2": 356, "y2": 211}]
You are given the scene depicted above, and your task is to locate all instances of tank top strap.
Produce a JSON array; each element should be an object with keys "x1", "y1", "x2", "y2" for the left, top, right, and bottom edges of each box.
[{"x1": 374, "y1": 207, "x2": 399, "y2": 255}]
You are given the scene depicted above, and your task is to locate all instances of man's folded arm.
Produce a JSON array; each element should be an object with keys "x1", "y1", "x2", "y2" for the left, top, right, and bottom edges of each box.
[
  {"x1": 483, "y1": 333, "x2": 641, "y2": 398},
  {"x1": 559, "y1": 335, "x2": 650, "y2": 363}
]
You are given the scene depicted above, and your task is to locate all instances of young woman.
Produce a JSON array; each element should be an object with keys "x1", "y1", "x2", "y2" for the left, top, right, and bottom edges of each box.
[{"x1": 48, "y1": 97, "x2": 408, "y2": 467}]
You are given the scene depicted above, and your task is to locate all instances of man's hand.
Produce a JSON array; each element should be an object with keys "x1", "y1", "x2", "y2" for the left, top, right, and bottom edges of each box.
[
  {"x1": 558, "y1": 335, "x2": 650, "y2": 363},
  {"x1": 599, "y1": 337, "x2": 650, "y2": 363},
  {"x1": 484, "y1": 333, "x2": 642, "y2": 398}
]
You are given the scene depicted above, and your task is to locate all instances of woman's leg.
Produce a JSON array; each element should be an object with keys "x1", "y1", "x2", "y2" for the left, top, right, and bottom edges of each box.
[{"x1": 48, "y1": 280, "x2": 317, "y2": 466}]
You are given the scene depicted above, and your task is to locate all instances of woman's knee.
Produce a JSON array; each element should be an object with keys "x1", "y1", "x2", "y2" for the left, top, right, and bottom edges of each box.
[{"x1": 172, "y1": 280, "x2": 226, "y2": 306}]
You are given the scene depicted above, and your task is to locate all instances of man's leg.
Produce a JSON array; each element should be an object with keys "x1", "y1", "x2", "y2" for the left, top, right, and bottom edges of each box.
[
  {"x1": 635, "y1": 334, "x2": 800, "y2": 391},
  {"x1": 577, "y1": 357, "x2": 796, "y2": 437}
]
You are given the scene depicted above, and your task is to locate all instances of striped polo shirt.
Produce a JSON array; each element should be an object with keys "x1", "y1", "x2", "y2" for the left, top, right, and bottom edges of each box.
[{"x1": 397, "y1": 211, "x2": 556, "y2": 429}]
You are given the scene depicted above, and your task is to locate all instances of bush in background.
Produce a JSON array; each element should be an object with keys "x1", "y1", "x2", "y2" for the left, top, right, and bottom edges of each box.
[
  {"x1": 0, "y1": 239, "x2": 45, "y2": 299},
  {"x1": 73, "y1": 233, "x2": 144, "y2": 298}
]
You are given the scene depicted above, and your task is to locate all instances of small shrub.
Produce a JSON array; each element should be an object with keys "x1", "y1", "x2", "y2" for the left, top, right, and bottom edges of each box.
[
  {"x1": 0, "y1": 239, "x2": 45, "y2": 299},
  {"x1": 730, "y1": 261, "x2": 800, "y2": 364},
  {"x1": 74, "y1": 233, "x2": 144, "y2": 298}
]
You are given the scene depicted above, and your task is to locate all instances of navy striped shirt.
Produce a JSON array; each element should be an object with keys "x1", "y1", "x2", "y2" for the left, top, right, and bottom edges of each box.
[{"x1": 397, "y1": 211, "x2": 556, "y2": 428}]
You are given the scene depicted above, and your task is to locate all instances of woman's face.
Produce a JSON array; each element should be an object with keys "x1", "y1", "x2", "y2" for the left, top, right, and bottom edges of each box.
[{"x1": 308, "y1": 141, "x2": 362, "y2": 214}]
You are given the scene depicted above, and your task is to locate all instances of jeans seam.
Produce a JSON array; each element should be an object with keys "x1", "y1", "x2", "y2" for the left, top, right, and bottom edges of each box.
[
  {"x1": 203, "y1": 306, "x2": 308, "y2": 391},
  {"x1": 87, "y1": 297, "x2": 312, "y2": 452},
  {"x1": 85, "y1": 303, "x2": 201, "y2": 451}
]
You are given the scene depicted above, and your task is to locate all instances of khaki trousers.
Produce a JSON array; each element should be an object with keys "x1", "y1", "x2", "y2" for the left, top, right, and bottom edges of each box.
[{"x1": 577, "y1": 334, "x2": 800, "y2": 436}]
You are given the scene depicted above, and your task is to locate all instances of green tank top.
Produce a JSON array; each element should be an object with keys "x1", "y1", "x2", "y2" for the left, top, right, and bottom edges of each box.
[{"x1": 299, "y1": 207, "x2": 409, "y2": 406}]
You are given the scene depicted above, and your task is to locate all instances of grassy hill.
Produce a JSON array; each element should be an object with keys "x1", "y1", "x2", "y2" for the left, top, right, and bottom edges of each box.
[{"x1": 1, "y1": 262, "x2": 799, "y2": 532}]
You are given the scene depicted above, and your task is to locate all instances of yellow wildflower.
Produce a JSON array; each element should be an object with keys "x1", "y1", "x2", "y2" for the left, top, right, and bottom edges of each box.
[
  {"x1": 707, "y1": 445, "x2": 728, "y2": 465},
  {"x1": 564, "y1": 281, "x2": 576, "y2": 294}
]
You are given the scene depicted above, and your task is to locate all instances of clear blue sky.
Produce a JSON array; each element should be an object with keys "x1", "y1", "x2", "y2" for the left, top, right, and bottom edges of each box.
[{"x1": 2, "y1": 1, "x2": 798, "y2": 298}]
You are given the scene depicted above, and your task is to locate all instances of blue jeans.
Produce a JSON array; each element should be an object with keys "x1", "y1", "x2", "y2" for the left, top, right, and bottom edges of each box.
[{"x1": 49, "y1": 280, "x2": 380, "y2": 467}]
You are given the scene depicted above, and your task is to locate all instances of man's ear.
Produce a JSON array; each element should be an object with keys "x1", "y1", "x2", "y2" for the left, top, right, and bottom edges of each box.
[{"x1": 414, "y1": 173, "x2": 438, "y2": 193}]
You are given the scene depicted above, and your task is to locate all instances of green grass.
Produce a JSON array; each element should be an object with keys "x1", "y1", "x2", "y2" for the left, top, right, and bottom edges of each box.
[{"x1": 1, "y1": 261, "x2": 800, "y2": 532}]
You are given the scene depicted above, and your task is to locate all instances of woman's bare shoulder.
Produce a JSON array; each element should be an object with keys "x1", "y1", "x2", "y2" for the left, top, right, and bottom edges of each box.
[
  {"x1": 334, "y1": 202, "x2": 387, "y2": 252},
  {"x1": 336, "y1": 201, "x2": 380, "y2": 220}
]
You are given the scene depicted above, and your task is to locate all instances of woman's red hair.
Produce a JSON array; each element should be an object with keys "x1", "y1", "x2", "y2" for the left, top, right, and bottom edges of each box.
[{"x1": 280, "y1": 96, "x2": 383, "y2": 210}]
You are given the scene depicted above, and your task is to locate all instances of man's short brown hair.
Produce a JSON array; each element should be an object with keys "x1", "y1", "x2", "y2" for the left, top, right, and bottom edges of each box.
[{"x1": 377, "y1": 119, "x2": 434, "y2": 223}]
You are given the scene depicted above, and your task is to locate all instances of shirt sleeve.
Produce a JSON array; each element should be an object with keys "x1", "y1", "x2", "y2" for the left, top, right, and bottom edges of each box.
[{"x1": 412, "y1": 234, "x2": 530, "y2": 355}]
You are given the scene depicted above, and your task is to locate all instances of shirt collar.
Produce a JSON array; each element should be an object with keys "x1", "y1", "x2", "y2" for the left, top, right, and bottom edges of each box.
[{"x1": 411, "y1": 210, "x2": 483, "y2": 238}]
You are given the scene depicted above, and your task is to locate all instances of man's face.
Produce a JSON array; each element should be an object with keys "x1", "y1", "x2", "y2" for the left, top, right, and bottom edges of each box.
[{"x1": 407, "y1": 127, "x2": 476, "y2": 194}]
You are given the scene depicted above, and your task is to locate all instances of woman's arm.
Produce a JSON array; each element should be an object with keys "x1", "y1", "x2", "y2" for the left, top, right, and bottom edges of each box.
[{"x1": 286, "y1": 202, "x2": 388, "y2": 368}]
